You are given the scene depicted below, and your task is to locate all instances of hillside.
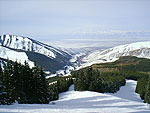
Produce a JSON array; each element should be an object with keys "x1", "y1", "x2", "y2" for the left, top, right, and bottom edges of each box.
[
  {"x1": 72, "y1": 56, "x2": 150, "y2": 104},
  {"x1": 0, "y1": 35, "x2": 72, "y2": 73},
  {"x1": 92, "y1": 56, "x2": 150, "y2": 73},
  {"x1": 82, "y1": 41, "x2": 150, "y2": 68}
]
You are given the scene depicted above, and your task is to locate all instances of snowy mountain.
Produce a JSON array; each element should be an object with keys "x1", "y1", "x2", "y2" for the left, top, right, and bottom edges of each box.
[
  {"x1": 82, "y1": 41, "x2": 150, "y2": 68},
  {"x1": 0, "y1": 35, "x2": 71, "y2": 73}
]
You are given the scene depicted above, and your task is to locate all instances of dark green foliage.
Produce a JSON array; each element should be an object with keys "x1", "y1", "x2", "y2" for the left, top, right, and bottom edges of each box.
[
  {"x1": 73, "y1": 67, "x2": 125, "y2": 93},
  {"x1": 3, "y1": 60, "x2": 14, "y2": 104},
  {"x1": 74, "y1": 70, "x2": 89, "y2": 91},
  {"x1": 0, "y1": 64, "x2": 8, "y2": 105},
  {"x1": 0, "y1": 60, "x2": 50, "y2": 105},
  {"x1": 144, "y1": 75, "x2": 150, "y2": 104},
  {"x1": 72, "y1": 56, "x2": 150, "y2": 104},
  {"x1": 90, "y1": 56, "x2": 150, "y2": 104},
  {"x1": 0, "y1": 82, "x2": 7, "y2": 105},
  {"x1": 89, "y1": 70, "x2": 103, "y2": 93},
  {"x1": 48, "y1": 83, "x2": 59, "y2": 101},
  {"x1": 0, "y1": 63, "x2": 3, "y2": 81},
  {"x1": 48, "y1": 76, "x2": 73, "y2": 101},
  {"x1": 27, "y1": 65, "x2": 50, "y2": 104},
  {"x1": 135, "y1": 77, "x2": 148, "y2": 100},
  {"x1": 0, "y1": 59, "x2": 73, "y2": 104},
  {"x1": 135, "y1": 75, "x2": 150, "y2": 104},
  {"x1": 57, "y1": 77, "x2": 73, "y2": 93}
]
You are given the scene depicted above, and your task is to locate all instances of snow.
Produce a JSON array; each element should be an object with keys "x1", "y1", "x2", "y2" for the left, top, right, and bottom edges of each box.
[
  {"x1": 0, "y1": 35, "x2": 59, "y2": 59},
  {"x1": 81, "y1": 41, "x2": 150, "y2": 68},
  {"x1": 70, "y1": 53, "x2": 85, "y2": 63},
  {"x1": 46, "y1": 65, "x2": 74, "y2": 78},
  {"x1": 0, "y1": 45, "x2": 34, "y2": 67},
  {"x1": 108, "y1": 80, "x2": 143, "y2": 102},
  {"x1": 0, "y1": 34, "x2": 72, "y2": 70},
  {"x1": 0, "y1": 80, "x2": 149, "y2": 113}
]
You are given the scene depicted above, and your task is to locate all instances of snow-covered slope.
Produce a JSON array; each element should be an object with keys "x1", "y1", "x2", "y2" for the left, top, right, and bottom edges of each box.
[
  {"x1": 0, "y1": 45, "x2": 34, "y2": 67},
  {"x1": 82, "y1": 41, "x2": 150, "y2": 67},
  {"x1": 0, "y1": 35, "x2": 71, "y2": 72},
  {"x1": 0, "y1": 80, "x2": 149, "y2": 113},
  {"x1": 0, "y1": 35, "x2": 70, "y2": 58}
]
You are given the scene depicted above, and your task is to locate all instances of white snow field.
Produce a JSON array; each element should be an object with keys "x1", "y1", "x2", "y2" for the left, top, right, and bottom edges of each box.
[{"x1": 0, "y1": 80, "x2": 150, "y2": 113}]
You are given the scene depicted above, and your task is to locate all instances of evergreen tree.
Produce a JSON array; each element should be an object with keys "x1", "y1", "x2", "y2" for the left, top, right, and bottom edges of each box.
[
  {"x1": 85, "y1": 67, "x2": 92, "y2": 88},
  {"x1": 49, "y1": 83, "x2": 59, "y2": 101},
  {"x1": 31, "y1": 65, "x2": 50, "y2": 104},
  {"x1": 0, "y1": 64, "x2": 7, "y2": 105},
  {"x1": 11, "y1": 61, "x2": 24, "y2": 103},
  {"x1": 144, "y1": 75, "x2": 150, "y2": 104},
  {"x1": 135, "y1": 77, "x2": 147, "y2": 100},
  {"x1": 74, "y1": 70, "x2": 88, "y2": 91},
  {"x1": 38, "y1": 66, "x2": 50, "y2": 103},
  {"x1": 0, "y1": 60, "x2": 51, "y2": 104},
  {"x1": 89, "y1": 70, "x2": 103, "y2": 93},
  {"x1": 0, "y1": 63, "x2": 3, "y2": 82},
  {"x1": 3, "y1": 60, "x2": 14, "y2": 104}
]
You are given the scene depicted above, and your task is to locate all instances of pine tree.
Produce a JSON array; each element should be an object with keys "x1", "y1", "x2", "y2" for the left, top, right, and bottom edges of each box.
[
  {"x1": 85, "y1": 67, "x2": 92, "y2": 88},
  {"x1": 49, "y1": 83, "x2": 59, "y2": 101},
  {"x1": 144, "y1": 75, "x2": 150, "y2": 104},
  {"x1": 38, "y1": 66, "x2": 50, "y2": 103},
  {"x1": 89, "y1": 70, "x2": 104, "y2": 93},
  {"x1": 0, "y1": 63, "x2": 3, "y2": 82},
  {"x1": 1, "y1": 60, "x2": 51, "y2": 104},
  {"x1": 11, "y1": 61, "x2": 23, "y2": 103},
  {"x1": 3, "y1": 60, "x2": 14, "y2": 104},
  {"x1": 0, "y1": 64, "x2": 7, "y2": 105},
  {"x1": 75, "y1": 70, "x2": 88, "y2": 91},
  {"x1": 31, "y1": 64, "x2": 50, "y2": 104},
  {"x1": 135, "y1": 77, "x2": 147, "y2": 100}
]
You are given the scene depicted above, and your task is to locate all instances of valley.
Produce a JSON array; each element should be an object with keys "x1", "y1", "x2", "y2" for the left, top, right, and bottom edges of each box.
[
  {"x1": 1, "y1": 0, "x2": 150, "y2": 112},
  {"x1": 0, "y1": 35, "x2": 150, "y2": 113}
]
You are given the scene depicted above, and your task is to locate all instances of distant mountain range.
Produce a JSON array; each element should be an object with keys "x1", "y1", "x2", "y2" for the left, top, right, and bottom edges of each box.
[
  {"x1": 1, "y1": 34, "x2": 150, "y2": 74},
  {"x1": 0, "y1": 35, "x2": 71, "y2": 73},
  {"x1": 81, "y1": 41, "x2": 150, "y2": 68}
]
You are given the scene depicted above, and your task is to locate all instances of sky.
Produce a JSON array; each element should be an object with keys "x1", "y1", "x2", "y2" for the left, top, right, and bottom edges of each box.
[{"x1": 0, "y1": 0, "x2": 150, "y2": 48}]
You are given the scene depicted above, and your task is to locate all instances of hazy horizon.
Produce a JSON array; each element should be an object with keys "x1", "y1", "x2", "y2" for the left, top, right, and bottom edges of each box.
[{"x1": 0, "y1": 0, "x2": 150, "y2": 48}]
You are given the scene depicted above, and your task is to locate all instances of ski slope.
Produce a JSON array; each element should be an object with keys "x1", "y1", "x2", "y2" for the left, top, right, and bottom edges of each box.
[{"x1": 0, "y1": 80, "x2": 150, "y2": 113}]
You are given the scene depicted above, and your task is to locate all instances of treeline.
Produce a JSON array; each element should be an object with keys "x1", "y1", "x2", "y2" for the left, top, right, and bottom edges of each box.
[
  {"x1": 71, "y1": 56, "x2": 150, "y2": 104},
  {"x1": 0, "y1": 60, "x2": 50, "y2": 105},
  {"x1": 71, "y1": 67, "x2": 125, "y2": 93},
  {"x1": 48, "y1": 76, "x2": 73, "y2": 101},
  {"x1": 135, "y1": 74, "x2": 150, "y2": 104},
  {"x1": 0, "y1": 60, "x2": 74, "y2": 105}
]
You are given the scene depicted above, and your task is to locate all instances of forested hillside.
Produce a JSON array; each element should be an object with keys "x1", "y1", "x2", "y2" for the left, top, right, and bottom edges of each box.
[
  {"x1": 0, "y1": 60, "x2": 73, "y2": 105},
  {"x1": 0, "y1": 60, "x2": 50, "y2": 104},
  {"x1": 71, "y1": 56, "x2": 150, "y2": 104},
  {"x1": 1, "y1": 56, "x2": 150, "y2": 105}
]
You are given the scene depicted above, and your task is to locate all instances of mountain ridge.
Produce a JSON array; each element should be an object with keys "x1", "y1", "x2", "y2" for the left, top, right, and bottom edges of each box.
[
  {"x1": 81, "y1": 41, "x2": 150, "y2": 68},
  {"x1": 0, "y1": 34, "x2": 72, "y2": 73}
]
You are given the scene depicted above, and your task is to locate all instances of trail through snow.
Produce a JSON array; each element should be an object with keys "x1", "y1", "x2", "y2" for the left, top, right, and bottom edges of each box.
[{"x1": 0, "y1": 80, "x2": 150, "y2": 113}]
